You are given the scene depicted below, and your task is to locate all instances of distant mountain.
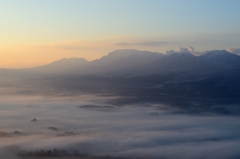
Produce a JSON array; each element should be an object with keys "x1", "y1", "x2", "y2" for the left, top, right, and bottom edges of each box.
[
  {"x1": 2, "y1": 49, "x2": 240, "y2": 78},
  {"x1": 26, "y1": 49, "x2": 240, "y2": 77},
  {"x1": 1, "y1": 49, "x2": 240, "y2": 110},
  {"x1": 25, "y1": 57, "x2": 89, "y2": 74},
  {"x1": 199, "y1": 50, "x2": 240, "y2": 65},
  {"x1": 157, "y1": 51, "x2": 240, "y2": 82},
  {"x1": 74, "y1": 49, "x2": 164, "y2": 75},
  {"x1": 132, "y1": 52, "x2": 201, "y2": 76}
]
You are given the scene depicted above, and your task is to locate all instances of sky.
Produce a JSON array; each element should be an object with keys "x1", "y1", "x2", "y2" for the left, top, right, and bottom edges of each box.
[{"x1": 1, "y1": 0, "x2": 240, "y2": 68}]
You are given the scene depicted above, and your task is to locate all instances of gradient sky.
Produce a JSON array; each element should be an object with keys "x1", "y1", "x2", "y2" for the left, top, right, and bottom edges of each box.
[{"x1": 1, "y1": 0, "x2": 240, "y2": 68}]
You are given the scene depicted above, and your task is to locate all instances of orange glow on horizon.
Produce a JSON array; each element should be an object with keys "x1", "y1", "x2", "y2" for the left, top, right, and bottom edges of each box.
[{"x1": 0, "y1": 38, "x2": 169, "y2": 68}]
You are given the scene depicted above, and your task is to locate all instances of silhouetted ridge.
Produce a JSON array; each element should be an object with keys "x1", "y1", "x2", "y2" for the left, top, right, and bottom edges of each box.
[
  {"x1": 25, "y1": 57, "x2": 89, "y2": 74},
  {"x1": 2, "y1": 49, "x2": 240, "y2": 77},
  {"x1": 98, "y1": 49, "x2": 163, "y2": 62},
  {"x1": 200, "y1": 50, "x2": 240, "y2": 64},
  {"x1": 47, "y1": 57, "x2": 88, "y2": 66},
  {"x1": 131, "y1": 52, "x2": 200, "y2": 75},
  {"x1": 77, "y1": 49, "x2": 164, "y2": 75}
]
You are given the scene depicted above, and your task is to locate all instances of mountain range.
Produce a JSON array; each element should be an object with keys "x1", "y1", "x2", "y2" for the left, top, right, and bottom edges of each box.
[
  {"x1": 1, "y1": 49, "x2": 240, "y2": 113},
  {"x1": 5, "y1": 49, "x2": 240, "y2": 77}
]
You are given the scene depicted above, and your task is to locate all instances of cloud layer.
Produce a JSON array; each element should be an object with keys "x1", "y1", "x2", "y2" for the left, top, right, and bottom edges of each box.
[
  {"x1": 1, "y1": 95, "x2": 240, "y2": 159},
  {"x1": 166, "y1": 46, "x2": 209, "y2": 56}
]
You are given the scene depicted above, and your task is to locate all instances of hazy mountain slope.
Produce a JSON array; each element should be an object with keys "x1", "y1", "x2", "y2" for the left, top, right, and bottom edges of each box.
[
  {"x1": 128, "y1": 52, "x2": 201, "y2": 76},
  {"x1": 199, "y1": 50, "x2": 240, "y2": 66},
  {"x1": 74, "y1": 49, "x2": 164, "y2": 75},
  {"x1": 1, "y1": 49, "x2": 240, "y2": 79},
  {"x1": 24, "y1": 57, "x2": 89, "y2": 74},
  {"x1": 168, "y1": 50, "x2": 240, "y2": 83}
]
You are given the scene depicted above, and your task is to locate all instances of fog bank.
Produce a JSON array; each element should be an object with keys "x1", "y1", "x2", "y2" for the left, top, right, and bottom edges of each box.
[{"x1": 0, "y1": 95, "x2": 240, "y2": 159}]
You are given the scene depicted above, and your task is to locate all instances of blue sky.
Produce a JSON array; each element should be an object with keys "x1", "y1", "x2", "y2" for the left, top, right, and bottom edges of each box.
[{"x1": 0, "y1": 0, "x2": 240, "y2": 67}]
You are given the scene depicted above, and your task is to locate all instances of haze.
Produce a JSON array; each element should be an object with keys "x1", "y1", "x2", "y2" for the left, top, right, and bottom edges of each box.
[{"x1": 1, "y1": 95, "x2": 240, "y2": 159}]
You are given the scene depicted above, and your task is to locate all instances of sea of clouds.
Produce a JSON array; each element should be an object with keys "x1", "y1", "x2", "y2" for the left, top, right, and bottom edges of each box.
[{"x1": 0, "y1": 95, "x2": 240, "y2": 159}]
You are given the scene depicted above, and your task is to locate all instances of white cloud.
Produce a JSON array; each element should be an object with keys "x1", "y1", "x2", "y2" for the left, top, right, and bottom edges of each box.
[
  {"x1": 227, "y1": 48, "x2": 240, "y2": 55},
  {"x1": 166, "y1": 46, "x2": 208, "y2": 56}
]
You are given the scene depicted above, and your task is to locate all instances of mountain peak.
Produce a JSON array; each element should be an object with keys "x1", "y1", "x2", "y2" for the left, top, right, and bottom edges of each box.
[
  {"x1": 94, "y1": 49, "x2": 163, "y2": 63},
  {"x1": 26, "y1": 57, "x2": 89, "y2": 74},
  {"x1": 203, "y1": 49, "x2": 230, "y2": 55},
  {"x1": 200, "y1": 50, "x2": 240, "y2": 64},
  {"x1": 201, "y1": 50, "x2": 233, "y2": 57}
]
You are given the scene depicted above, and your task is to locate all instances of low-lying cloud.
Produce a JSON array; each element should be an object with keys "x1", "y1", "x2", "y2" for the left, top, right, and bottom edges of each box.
[
  {"x1": 167, "y1": 46, "x2": 240, "y2": 56},
  {"x1": 166, "y1": 46, "x2": 208, "y2": 56},
  {"x1": 1, "y1": 95, "x2": 240, "y2": 159},
  {"x1": 227, "y1": 48, "x2": 240, "y2": 55}
]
